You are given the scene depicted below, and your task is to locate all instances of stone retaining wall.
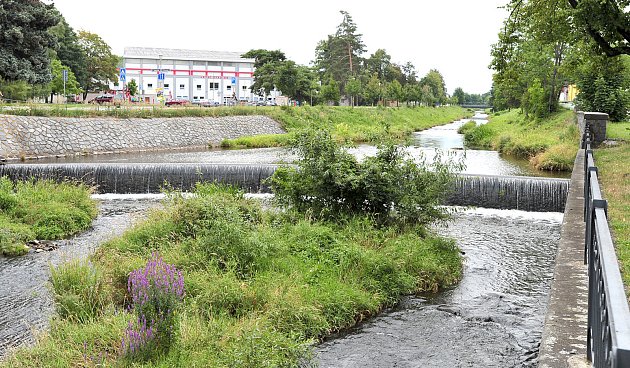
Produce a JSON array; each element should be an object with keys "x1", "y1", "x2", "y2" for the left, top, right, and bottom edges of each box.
[{"x1": 0, "y1": 115, "x2": 285, "y2": 160}]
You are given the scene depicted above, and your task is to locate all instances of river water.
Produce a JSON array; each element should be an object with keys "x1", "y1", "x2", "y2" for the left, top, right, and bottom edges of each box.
[{"x1": 0, "y1": 112, "x2": 565, "y2": 365}]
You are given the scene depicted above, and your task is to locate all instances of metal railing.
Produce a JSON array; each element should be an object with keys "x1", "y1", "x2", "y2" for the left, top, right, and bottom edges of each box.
[{"x1": 582, "y1": 128, "x2": 630, "y2": 367}]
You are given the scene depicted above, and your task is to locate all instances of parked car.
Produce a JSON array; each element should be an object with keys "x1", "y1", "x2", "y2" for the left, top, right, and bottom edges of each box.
[
  {"x1": 191, "y1": 99, "x2": 219, "y2": 107},
  {"x1": 90, "y1": 94, "x2": 114, "y2": 104},
  {"x1": 165, "y1": 99, "x2": 189, "y2": 106}
]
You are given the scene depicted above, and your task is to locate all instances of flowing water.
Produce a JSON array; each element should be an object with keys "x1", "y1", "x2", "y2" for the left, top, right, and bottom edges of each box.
[
  {"x1": 0, "y1": 197, "x2": 160, "y2": 356},
  {"x1": 0, "y1": 112, "x2": 566, "y2": 364},
  {"x1": 315, "y1": 208, "x2": 562, "y2": 367}
]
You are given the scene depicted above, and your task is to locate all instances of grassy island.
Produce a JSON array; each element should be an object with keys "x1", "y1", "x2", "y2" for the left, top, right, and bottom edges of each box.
[{"x1": 0, "y1": 178, "x2": 97, "y2": 256}]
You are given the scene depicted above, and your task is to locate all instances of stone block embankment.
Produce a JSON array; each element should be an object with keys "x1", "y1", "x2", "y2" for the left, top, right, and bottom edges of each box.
[{"x1": 0, "y1": 115, "x2": 285, "y2": 160}]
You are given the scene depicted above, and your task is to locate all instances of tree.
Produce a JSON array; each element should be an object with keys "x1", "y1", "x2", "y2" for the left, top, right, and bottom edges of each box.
[
  {"x1": 0, "y1": 0, "x2": 59, "y2": 84},
  {"x1": 364, "y1": 73, "x2": 383, "y2": 106},
  {"x1": 387, "y1": 80, "x2": 404, "y2": 107},
  {"x1": 453, "y1": 87, "x2": 465, "y2": 105},
  {"x1": 127, "y1": 79, "x2": 138, "y2": 96},
  {"x1": 242, "y1": 49, "x2": 286, "y2": 68},
  {"x1": 49, "y1": 58, "x2": 81, "y2": 102},
  {"x1": 366, "y1": 49, "x2": 392, "y2": 80},
  {"x1": 565, "y1": 0, "x2": 630, "y2": 56},
  {"x1": 314, "y1": 11, "x2": 366, "y2": 90},
  {"x1": 420, "y1": 69, "x2": 447, "y2": 105},
  {"x1": 345, "y1": 77, "x2": 363, "y2": 107},
  {"x1": 77, "y1": 31, "x2": 119, "y2": 100},
  {"x1": 320, "y1": 78, "x2": 341, "y2": 105},
  {"x1": 48, "y1": 12, "x2": 87, "y2": 89}
]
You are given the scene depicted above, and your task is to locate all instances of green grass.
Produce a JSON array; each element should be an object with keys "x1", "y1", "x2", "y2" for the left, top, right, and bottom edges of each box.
[
  {"x1": 463, "y1": 109, "x2": 580, "y2": 171},
  {"x1": 0, "y1": 184, "x2": 462, "y2": 367},
  {"x1": 0, "y1": 177, "x2": 97, "y2": 256},
  {"x1": 595, "y1": 121, "x2": 630, "y2": 298},
  {"x1": 0, "y1": 104, "x2": 470, "y2": 146}
]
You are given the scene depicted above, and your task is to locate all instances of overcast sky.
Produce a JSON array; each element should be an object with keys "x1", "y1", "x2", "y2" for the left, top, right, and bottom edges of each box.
[{"x1": 47, "y1": 0, "x2": 508, "y2": 94}]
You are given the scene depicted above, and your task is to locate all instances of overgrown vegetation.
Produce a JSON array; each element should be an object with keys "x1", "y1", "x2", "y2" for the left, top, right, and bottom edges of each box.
[
  {"x1": 270, "y1": 127, "x2": 461, "y2": 227},
  {"x1": 0, "y1": 178, "x2": 97, "y2": 256},
  {"x1": 223, "y1": 105, "x2": 470, "y2": 147},
  {"x1": 594, "y1": 122, "x2": 630, "y2": 298},
  {"x1": 461, "y1": 109, "x2": 579, "y2": 171},
  {"x1": 2, "y1": 131, "x2": 463, "y2": 366}
]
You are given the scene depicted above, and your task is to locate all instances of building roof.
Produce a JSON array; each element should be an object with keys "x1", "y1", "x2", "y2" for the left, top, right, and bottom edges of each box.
[{"x1": 123, "y1": 47, "x2": 255, "y2": 63}]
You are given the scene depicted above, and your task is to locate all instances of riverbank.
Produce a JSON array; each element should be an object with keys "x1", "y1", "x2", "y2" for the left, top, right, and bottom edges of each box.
[
  {"x1": 0, "y1": 186, "x2": 462, "y2": 367},
  {"x1": 460, "y1": 109, "x2": 579, "y2": 171},
  {"x1": 594, "y1": 121, "x2": 630, "y2": 295},
  {"x1": 221, "y1": 105, "x2": 471, "y2": 147},
  {"x1": 0, "y1": 178, "x2": 96, "y2": 256}
]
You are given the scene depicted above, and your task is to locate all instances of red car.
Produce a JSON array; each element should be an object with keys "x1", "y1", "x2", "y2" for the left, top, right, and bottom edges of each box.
[
  {"x1": 90, "y1": 94, "x2": 114, "y2": 104},
  {"x1": 165, "y1": 99, "x2": 189, "y2": 106}
]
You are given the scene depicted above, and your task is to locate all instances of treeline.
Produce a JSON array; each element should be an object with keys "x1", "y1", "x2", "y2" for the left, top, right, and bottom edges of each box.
[
  {"x1": 244, "y1": 11, "x2": 460, "y2": 107},
  {"x1": 490, "y1": 0, "x2": 630, "y2": 121},
  {"x1": 0, "y1": 0, "x2": 119, "y2": 103}
]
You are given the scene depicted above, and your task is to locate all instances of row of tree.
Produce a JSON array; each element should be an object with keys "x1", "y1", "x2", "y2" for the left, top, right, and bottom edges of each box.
[
  {"x1": 490, "y1": 0, "x2": 630, "y2": 121},
  {"x1": 0, "y1": 0, "x2": 119, "y2": 102},
  {"x1": 244, "y1": 11, "x2": 458, "y2": 107}
]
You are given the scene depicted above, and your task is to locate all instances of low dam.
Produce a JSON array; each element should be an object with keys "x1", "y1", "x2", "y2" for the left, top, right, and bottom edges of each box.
[{"x1": 0, "y1": 163, "x2": 570, "y2": 212}]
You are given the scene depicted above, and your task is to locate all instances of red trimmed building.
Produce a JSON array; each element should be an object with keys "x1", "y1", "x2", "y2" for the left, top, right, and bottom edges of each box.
[{"x1": 121, "y1": 47, "x2": 264, "y2": 104}]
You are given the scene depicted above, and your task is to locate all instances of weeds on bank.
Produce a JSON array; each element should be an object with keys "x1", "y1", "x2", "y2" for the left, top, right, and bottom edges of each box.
[
  {"x1": 461, "y1": 109, "x2": 579, "y2": 171},
  {"x1": 594, "y1": 122, "x2": 630, "y2": 299},
  {"x1": 0, "y1": 177, "x2": 97, "y2": 256}
]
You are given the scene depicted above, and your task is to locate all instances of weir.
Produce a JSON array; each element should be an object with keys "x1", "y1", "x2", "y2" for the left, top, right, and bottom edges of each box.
[{"x1": 0, "y1": 163, "x2": 569, "y2": 212}]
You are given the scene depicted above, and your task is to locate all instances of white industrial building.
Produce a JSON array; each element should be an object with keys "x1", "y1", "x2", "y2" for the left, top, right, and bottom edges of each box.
[{"x1": 121, "y1": 47, "x2": 274, "y2": 104}]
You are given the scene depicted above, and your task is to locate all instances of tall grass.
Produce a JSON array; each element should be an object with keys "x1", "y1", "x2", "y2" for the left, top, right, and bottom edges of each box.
[
  {"x1": 0, "y1": 177, "x2": 97, "y2": 256},
  {"x1": 463, "y1": 109, "x2": 580, "y2": 171},
  {"x1": 1, "y1": 184, "x2": 462, "y2": 367},
  {"x1": 595, "y1": 122, "x2": 630, "y2": 298}
]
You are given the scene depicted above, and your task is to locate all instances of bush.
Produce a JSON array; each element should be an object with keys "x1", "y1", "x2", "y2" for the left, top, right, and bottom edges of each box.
[
  {"x1": 269, "y1": 127, "x2": 460, "y2": 227},
  {"x1": 50, "y1": 260, "x2": 109, "y2": 323}
]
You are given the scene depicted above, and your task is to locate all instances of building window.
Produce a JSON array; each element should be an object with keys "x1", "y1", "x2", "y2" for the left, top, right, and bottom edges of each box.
[
  {"x1": 147, "y1": 83, "x2": 153, "y2": 88},
  {"x1": 209, "y1": 82, "x2": 219, "y2": 90},
  {"x1": 196, "y1": 84, "x2": 202, "y2": 90},
  {"x1": 226, "y1": 86, "x2": 231, "y2": 91},
  {"x1": 179, "y1": 84, "x2": 185, "y2": 90},
  {"x1": 164, "y1": 83, "x2": 169, "y2": 88},
  {"x1": 242, "y1": 85, "x2": 248, "y2": 90}
]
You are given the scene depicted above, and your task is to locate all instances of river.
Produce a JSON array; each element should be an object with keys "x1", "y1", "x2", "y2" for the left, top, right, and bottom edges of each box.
[{"x1": 0, "y1": 112, "x2": 565, "y2": 366}]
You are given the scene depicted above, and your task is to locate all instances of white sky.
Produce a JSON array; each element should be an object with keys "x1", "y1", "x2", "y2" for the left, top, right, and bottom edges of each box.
[{"x1": 47, "y1": 0, "x2": 508, "y2": 95}]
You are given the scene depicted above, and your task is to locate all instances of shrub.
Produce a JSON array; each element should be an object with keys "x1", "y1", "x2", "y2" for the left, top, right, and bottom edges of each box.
[
  {"x1": 269, "y1": 127, "x2": 460, "y2": 227},
  {"x1": 50, "y1": 260, "x2": 108, "y2": 323},
  {"x1": 122, "y1": 252, "x2": 184, "y2": 361}
]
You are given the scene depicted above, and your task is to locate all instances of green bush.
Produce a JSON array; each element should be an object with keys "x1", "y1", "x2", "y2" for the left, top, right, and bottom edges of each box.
[
  {"x1": 269, "y1": 127, "x2": 460, "y2": 227},
  {"x1": 50, "y1": 260, "x2": 109, "y2": 323},
  {"x1": 0, "y1": 215, "x2": 34, "y2": 256}
]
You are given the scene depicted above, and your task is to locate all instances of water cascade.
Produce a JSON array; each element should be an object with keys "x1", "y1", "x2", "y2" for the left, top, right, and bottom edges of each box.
[
  {"x1": 0, "y1": 163, "x2": 569, "y2": 211},
  {"x1": 446, "y1": 174, "x2": 570, "y2": 212},
  {"x1": 0, "y1": 163, "x2": 277, "y2": 194}
]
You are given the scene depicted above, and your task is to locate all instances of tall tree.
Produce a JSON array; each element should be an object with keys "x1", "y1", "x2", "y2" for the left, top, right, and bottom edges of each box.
[
  {"x1": 242, "y1": 49, "x2": 286, "y2": 68},
  {"x1": 420, "y1": 69, "x2": 447, "y2": 105},
  {"x1": 314, "y1": 10, "x2": 366, "y2": 96},
  {"x1": 453, "y1": 87, "x2": 465, "y2": 105},
  {"x1": 0, "y1": 0, "x2": 59, "y2": 84},
  {"x1": 77, "y1": 31, "x2": 119, "y2": 100},
  {"x1": 48, "y1": 12, "x2": 87, "y2": 89}
]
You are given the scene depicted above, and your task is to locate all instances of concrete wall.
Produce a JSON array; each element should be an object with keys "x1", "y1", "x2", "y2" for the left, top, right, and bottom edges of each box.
[{"x1": 0, "y1": 115, "x2": 285, "y2": 161}]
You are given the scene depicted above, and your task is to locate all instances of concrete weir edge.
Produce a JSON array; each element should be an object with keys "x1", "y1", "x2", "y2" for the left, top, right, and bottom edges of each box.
[{"x1": 538, "y1": 149, "x2": 590, "y2": 368}]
